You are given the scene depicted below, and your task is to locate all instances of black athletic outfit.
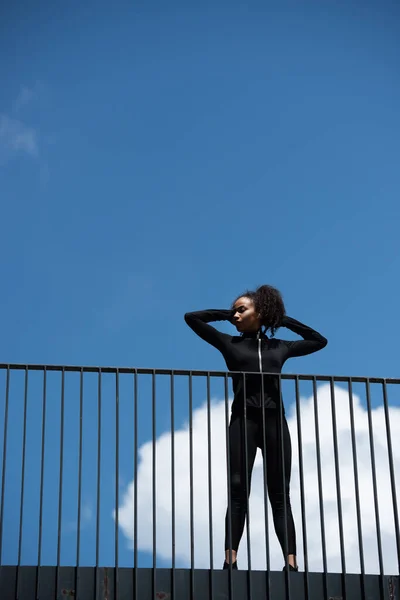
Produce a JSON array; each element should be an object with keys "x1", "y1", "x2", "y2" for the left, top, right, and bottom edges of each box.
[{"x1": 184, "y1": 310, "x2": 327, "y2": 559}]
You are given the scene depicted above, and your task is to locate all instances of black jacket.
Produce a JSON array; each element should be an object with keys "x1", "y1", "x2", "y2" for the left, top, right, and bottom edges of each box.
[{"x1": 184, "y1": 310, "x2": 327, "y2": 412}]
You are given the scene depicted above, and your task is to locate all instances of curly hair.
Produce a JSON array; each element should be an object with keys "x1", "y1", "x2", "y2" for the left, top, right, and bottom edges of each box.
[{"x1": 232, "y1": 284, "x2": 286, "y2": 337}]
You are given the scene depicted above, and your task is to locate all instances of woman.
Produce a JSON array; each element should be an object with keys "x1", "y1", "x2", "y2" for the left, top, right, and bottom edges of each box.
[{"x1": 184, "y1": 285, "x2": 327, "y2": 571}]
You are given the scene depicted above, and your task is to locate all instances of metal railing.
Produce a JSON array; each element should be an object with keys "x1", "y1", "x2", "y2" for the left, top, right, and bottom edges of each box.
[{"x1": 0, "y1": 364, "x2": 399, "y2": 600}]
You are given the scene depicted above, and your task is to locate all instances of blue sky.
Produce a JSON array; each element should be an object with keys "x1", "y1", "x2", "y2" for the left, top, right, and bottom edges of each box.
[{"x1": 1, "y1": 0, "x2": 399, "y2": 575}]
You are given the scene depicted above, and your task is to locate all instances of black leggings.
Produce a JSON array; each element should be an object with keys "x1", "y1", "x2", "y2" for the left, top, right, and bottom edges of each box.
[{"x1": 225, "y1": 407, "x2": 296, "y2": 557}]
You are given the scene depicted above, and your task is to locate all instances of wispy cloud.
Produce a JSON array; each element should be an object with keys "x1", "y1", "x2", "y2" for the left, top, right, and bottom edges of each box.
[
  {"x1": 14, "y1": 85, "x2": 36, "y2": 113},
  {"x1": 64, "y1": 501, "x2": 94, "y2": 534},
  {"x1": 0, "y1": 83, "x2": 48, "y2": 170},
  {"x1": 13, "y1": 81, "x2": 47, "y2": 114},
  {"x1": 0, "y1": 114, "x2": 39, "y2": 162}
]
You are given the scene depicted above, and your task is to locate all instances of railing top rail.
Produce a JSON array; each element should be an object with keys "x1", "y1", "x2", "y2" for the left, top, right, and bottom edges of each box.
[{"x1": 0, "y1": 363, "x2": 399, "y2": 384}]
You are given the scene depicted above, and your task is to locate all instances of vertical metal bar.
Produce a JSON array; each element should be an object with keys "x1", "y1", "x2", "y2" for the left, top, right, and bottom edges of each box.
[
  {"x1": 56, "y1": 368, "x2": 66, "y2": 596},
  {"x1": 278, "y1": 374, "x2": 291, "y2": 600},
  {"x1": 260, "y1": 368, "x2": 270, "y2": 600},
  {"x1": 365, "y1": 380, "x2": 384, "y2": 594},
  {"x1": 36, "y1": 368, "x2": 47, "y2": 600},
  {"x1": 134, "y1": 370, "x2": 138, "y2": 600},
  {"x1": 170, "y1": 372, "x2": 176, "y2": 600},
  {"x1": 16, "y1": 367, "x2": 29, "y2": 599},
  {"x1": 242, "y1": 373, "x2": 252, "y2": 600},
  {"x1": 94, "y1": 369, "x2": 101, "y2": 599},
  {"x1": 312, "y1": 378, "x2": 328, "y2": 600},
  {"x1": 206, "y1": 373, "x2": 214, "y2": 600},
  {"x1": 382, "y1": 381, "x2": 400, "y2": 571},
  {"x1": 152, "y1": 371, "x2": 157, "y2": 600},
  {"x1": 0, "y1": 367, "x2": 10, "y2": 566},
  {"x1": 329, "y1": 379, "x2": 346, "y2": 598},
  {"x1": 115, "y1": 370, "x2": 120, "y2": 600},
  {"x1": 224, "y1": 374, "x2": 233, "y2": 599},
  {"x1": 75, "y1": 369, "x2": 84, "y2": 600},
  {"x1": 295, "y1": 376, "x2": 309, "y2": 599},
  {"x1": 347, "y1": 379, "x2": 365, "y2": 599},
  {"x1": 189, "y1": 373, "x2": 195, "y2": 599}
]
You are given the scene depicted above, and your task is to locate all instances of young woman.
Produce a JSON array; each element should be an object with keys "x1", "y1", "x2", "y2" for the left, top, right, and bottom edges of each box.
[{"x1": 184, "y1": 285, "x2": 327, "y2": 571}]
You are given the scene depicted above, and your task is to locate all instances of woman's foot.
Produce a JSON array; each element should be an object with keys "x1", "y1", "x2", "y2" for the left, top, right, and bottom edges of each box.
[
  {"x1": 282, "y1": 563, "x2": 298, "y2": 572},
  {"x1": 223, "y1": 560, "x2": 238, "y2": 570}
]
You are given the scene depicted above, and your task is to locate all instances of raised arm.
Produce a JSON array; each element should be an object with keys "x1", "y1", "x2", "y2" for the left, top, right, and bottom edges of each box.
[
  {"x1": 282, "y1": 315, "x2": 327, "y2": 358},
  {"x1": 184, "y1": 309, "x2": 233, "y2": 352}
]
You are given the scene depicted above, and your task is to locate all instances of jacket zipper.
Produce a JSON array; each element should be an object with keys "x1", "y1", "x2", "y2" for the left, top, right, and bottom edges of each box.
[{"x1": 257, "y1": 331, "x2": 262, "y2": 407}]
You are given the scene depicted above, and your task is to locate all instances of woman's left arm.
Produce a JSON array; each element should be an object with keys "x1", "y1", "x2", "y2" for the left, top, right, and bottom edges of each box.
[{"x1": 282, "y1": 316, "x2": 328, "y2": 358}]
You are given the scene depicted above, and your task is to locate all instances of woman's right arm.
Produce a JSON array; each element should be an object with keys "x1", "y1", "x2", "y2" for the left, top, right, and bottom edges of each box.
[{"x1": 184, "y1": 309, "x2": 233, "y2": 352}]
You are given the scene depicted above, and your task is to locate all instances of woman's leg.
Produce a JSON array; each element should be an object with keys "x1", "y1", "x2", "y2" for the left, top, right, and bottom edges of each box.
[
  {"x1": 224, "y1": 411, "x2": 258, "y2": 563},
  {"x1": 262, "y1": 411, "x2": 297, "y2": 567}
]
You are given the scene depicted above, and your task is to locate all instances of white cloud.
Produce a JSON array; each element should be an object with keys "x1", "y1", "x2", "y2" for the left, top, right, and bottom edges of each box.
[
  {"x1": 0, "y1": 114, "x2": 39, "y2": 163},
  {"x1": 116, "y1": 384, "x2": 400, "y2": 575}
]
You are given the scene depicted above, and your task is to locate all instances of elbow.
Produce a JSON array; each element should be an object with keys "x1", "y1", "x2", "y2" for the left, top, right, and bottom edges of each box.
[
  {"x1": 320, "y1": 336, "x2": 328, "y2": 349},
  {"x1": 184, "y1": 312, "x2": 194, "y2": 324}
]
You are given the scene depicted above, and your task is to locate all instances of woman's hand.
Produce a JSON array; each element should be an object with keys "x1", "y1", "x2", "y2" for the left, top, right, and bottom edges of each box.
[{"x1": 228, "y1": 309, "x2": 236, "y2": 324}]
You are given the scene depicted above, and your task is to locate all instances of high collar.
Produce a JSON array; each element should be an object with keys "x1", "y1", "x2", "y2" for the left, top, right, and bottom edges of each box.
[{"x1": 241, "y1": 329, "x2": 267, "y2": 340}]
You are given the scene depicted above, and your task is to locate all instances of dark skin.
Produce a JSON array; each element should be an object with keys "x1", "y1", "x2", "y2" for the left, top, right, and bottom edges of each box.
[
  {"x1": 227, "y1": 295, "x2": 297, "y2": 569},
  {"x1": 232, "y1": 296, "x2": 262, "y2": 333}
]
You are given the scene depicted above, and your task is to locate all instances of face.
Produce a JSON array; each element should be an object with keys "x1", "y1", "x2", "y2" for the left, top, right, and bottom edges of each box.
[{"x1": 232, "y1": 296, "x2": 261, "y2": 333}]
